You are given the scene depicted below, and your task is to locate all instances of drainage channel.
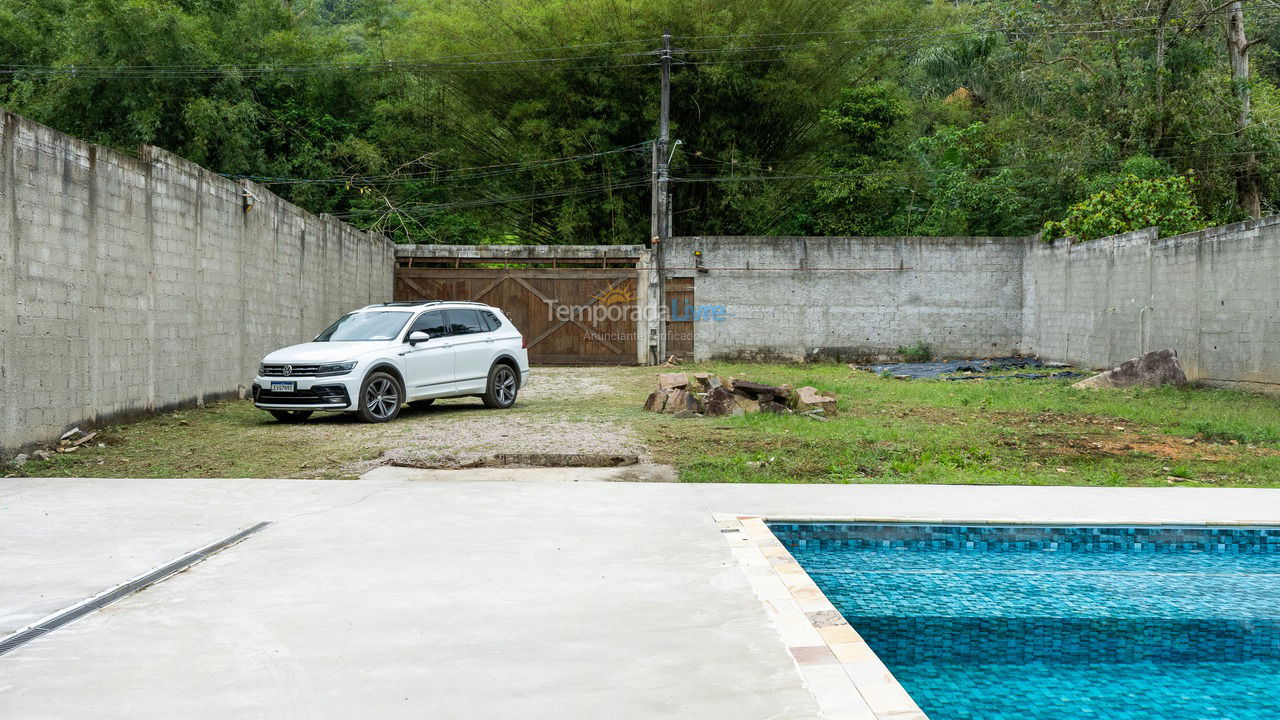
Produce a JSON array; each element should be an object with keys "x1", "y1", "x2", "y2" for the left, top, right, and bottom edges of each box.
[{"x1": 0, "y1": 521, "x2": 271, "y2": 657}]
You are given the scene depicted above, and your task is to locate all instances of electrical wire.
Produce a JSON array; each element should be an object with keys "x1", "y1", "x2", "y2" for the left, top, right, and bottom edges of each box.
[
  {"x1": 332, "y1": 177, "x2": 652, "y2": 215},
  {"x1": 671, "y1": 6, "x2": 1280, "y2": 41},
  {"x1": 0, "y1": 58, "x2": 659, "y2": 80},
  {"x1": 0, "y1": 37, "x2": 659, "y2": 70},
  {"x1": 229, "y1": 142, "x2": 652, "y2": 185},
  {"x1": 7, "y1": 6, "x2": 1278, "y2": 80},
  {"x1": 672, "y1": 148, "x2": 1280, "y2": 185}
]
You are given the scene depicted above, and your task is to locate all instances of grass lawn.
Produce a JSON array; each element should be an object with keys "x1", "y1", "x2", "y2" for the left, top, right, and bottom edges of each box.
[
  {"x1": 638, "y1": 363, "x2": 1280, "y2": 487},
  {"x1": 8, "y1": 364, "x2": 1280, "y2": 486}
]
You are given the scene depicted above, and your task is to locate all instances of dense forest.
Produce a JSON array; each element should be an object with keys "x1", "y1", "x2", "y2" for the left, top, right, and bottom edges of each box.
[{"x1": 2, "y1": 0, "x2": 1279, "y2": 244}]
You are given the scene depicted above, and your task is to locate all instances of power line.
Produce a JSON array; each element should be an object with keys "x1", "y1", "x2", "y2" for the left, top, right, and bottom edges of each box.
[
  {"x1": 321, "y1": 143, "x2": 1280, "y2": 220},
  {"x1": 671, "y1": 148, "x2": 1280, "y2": 185},
  {"x1": 9, "y1": 7, "x2": 1279, "y2": 80},
  {"x1": 0, "y1": 57, "x2": 660, "y2": 80},
  {"x1": 0, "y1": 38, "x2": 660, "y2": 71},
  {"x1": 333, "y1": 177, "x2": 652, "y2": 215},
  {"x1": 229, "y1": 142, "x2": 652, "y2": 185},
  {"x1": 672, "y1": 14, "x2": 1280, "y2": 62},
  {"x1": 671, "y1": 6, "x2": 1280, "y2": 41}
]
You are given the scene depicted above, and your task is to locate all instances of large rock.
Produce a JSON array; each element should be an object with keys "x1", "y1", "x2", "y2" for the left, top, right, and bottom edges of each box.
[
  {"x1": 643, "y1": 390, "x2": 670, "y2": 412},
  {"x1": 692, "y1": 372, "x2": 722, "y2": 392},
  {"x1": 662, "y1": 388, "x2": 700, "y2": 414},
  {"x1": 793, "y1": 386, "x2": 838, "y2": 416},
  {"x1": 643, "y1": 372, "x2": 838, "y2": 419},
  {"x1": 1073, "y1": 348, "x2": 1188, "y2": 390},
  {"x1": 659, "y1": 372, "x2": 689, "y2": 390}
]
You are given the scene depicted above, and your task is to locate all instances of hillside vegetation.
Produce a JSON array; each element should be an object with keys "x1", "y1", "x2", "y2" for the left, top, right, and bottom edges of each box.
[{"x1": 3, "y1": 0, "x2": 1279, "y2": 243}]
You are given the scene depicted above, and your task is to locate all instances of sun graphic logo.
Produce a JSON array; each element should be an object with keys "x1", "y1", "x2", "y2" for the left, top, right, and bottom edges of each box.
[{"x1": 591, "y1": 282, "x2": 636, "y2": 306}]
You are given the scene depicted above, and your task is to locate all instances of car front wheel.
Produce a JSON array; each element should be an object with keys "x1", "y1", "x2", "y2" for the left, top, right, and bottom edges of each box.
[
  {"x1": 358, "y1": 371, "x2": 403, "y2": 423},
  {"x1": 482, "y1": 364, "x2": 519, "y2": 409}
]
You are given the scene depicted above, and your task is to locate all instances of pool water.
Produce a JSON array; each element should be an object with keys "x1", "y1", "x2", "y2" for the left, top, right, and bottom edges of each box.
[{"x1": 772, "y1": 523, "x2": 1280, "y2": 720}]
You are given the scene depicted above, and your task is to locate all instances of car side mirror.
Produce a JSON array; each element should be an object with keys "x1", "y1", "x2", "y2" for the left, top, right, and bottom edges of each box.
[{"x1": 408, "y1": 331, "x2": 430, "y2": 345}]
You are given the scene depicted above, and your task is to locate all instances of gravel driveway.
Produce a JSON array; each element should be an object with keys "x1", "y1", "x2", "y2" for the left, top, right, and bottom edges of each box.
[{"x1": 340, "y1": 367, "x2": 650, "y2": 473}]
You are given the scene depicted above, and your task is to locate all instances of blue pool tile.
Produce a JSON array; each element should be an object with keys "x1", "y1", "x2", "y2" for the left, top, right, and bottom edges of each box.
[{"x1": 771, "y1": 522, "x2": 1280, "y2": 720}]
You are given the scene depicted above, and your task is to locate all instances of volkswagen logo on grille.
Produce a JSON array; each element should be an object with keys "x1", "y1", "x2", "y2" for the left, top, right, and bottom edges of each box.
[{"x1": 283, "y1": 365, "x2": 293, "y2": 377}]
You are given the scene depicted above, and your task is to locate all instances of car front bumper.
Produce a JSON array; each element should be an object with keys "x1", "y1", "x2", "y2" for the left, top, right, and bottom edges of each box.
[{"x1": 252, "y1": 375, "x2": 360, "y2": 411}]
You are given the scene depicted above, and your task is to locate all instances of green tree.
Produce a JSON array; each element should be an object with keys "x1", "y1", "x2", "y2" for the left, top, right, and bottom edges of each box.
[
  {"x1": 3, "y1": 0, "x2": 1279, "y2": 243},
  {"x1": 1042, "y1": 173, "x2": 1205, "y2": 242}
]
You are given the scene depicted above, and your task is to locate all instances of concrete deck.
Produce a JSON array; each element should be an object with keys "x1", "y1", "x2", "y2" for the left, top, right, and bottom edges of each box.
[{"x1": 4, "y1": 470, "x2": 1280, "y2": 718}]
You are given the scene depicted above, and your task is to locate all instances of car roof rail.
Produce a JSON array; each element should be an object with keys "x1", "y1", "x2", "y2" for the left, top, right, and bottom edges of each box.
[
  {"x1": 358, "y1": 300, "x2": 492, "y2": 311},
  {"x1": 360, "y1": 301, "x2": 440, "y2": 309}
]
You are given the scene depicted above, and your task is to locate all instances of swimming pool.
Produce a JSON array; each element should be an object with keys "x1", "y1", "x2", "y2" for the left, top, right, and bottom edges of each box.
[{"x1": 771, "y1": 523, "x2": 1280, "y2": 720}]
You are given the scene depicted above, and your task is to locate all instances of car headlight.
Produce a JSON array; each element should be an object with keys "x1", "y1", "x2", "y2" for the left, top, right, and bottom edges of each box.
[
  {"x1": 315, "y1": 361, "x2": 357, "y2": 377},
  {"x1": 258, "y1": 363, "x2": 267, "y2": 376}
]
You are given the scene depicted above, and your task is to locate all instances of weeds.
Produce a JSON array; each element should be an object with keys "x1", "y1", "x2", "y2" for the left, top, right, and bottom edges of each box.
[{"x1": 896, "y1": 342, "x2": 934, "y2": 362}]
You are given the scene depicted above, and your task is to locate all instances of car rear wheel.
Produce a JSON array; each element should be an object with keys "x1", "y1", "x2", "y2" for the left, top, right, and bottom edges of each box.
[
  {"x1": 358, "y1": 371, "x2": 403, "y2": 423},
  {"x1": 482, "y1": 364, "x2": 519, "y2": 409},
  {"x1": 269, "y1": 410, "x2": 313, "y2": 423}
]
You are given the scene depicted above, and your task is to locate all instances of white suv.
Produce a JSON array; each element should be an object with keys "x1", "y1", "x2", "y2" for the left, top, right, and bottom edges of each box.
[{"x1": 252, "y1": 301, "x2": 530, "y2": 423}]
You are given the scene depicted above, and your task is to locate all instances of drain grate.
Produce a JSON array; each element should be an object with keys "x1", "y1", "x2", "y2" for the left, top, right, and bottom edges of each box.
[{"x1": 0, "y1": 521, "x2": 271, "y2": 657}]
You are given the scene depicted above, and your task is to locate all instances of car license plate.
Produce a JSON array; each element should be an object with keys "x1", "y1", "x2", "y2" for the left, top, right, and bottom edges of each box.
[{"x1": 270, "y1": 381, "x2": 296, "y2": 393}]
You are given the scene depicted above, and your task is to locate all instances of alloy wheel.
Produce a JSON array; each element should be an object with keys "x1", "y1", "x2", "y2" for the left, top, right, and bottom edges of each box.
[
  {"x1": 365, "y1": 377, "x2": 399, "y2": 419},
  {"x1": 494, "y1": 367, "x2": 516, "y2": 406}
]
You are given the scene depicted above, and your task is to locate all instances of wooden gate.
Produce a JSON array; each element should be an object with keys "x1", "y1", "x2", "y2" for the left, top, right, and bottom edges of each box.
[
  {"x1": 664, "y1": 277, "x2": 694, "y2": 360},
  {"x1": 395, "y1": 267, "x2": 639, "y2": 365}
]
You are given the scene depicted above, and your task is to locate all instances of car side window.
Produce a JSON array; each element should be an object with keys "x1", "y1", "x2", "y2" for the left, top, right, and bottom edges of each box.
[
  {"x1": 481, "y1": 311, "x2": 502, "y2": 331},
  {"x1": 445, "y1": 309, "x2": 486, "y2": 335},
  {"x1": 409, "y1": 310, "x2": 449, "y2": 338}
]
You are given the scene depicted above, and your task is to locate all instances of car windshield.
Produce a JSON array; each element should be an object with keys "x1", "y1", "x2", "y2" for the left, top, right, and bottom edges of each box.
[{"x1": 315, "y1": 311, "x2": 410, "y2": 342}]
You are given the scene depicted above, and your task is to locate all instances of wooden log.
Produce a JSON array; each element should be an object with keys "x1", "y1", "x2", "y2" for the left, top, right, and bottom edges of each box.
[
  {"x1": 731, "y1": 379, "x2": 788, "y2": 401},
  {"x1": 658, "y1": 372, "x2": 689, "y2": 390},
  {"x1": 701, "y1": 386, "x2": 737, "y2": 417}
]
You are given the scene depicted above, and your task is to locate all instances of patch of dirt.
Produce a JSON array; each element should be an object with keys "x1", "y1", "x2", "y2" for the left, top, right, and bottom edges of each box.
[
  {"x1": 1019, "y1": 431, "x2": 1279, "y2": 462},
  {"x1": 862, "y1": 405, "x2": 1276, "y2": 463},
  {"x1": 336, "y1": 368, "x2": 648, "y2": 476}
]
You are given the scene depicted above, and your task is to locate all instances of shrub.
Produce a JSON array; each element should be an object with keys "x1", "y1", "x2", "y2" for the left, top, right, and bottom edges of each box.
[
  {"x1": 1041, "y1": 174, "x2": 1205, "y2": 243},
  {"x1": 897, "y1": 342, "x2": 934, "y2": 362}
]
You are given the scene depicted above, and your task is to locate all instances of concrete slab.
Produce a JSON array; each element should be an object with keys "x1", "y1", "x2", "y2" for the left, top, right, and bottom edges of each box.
[
  {"x1": 0, "y1": 477, "x2": 387, "y2": 637},
  {"x1": 0, "y1": 476, "x2": 813, "y2": 719},
  {"x1": 3, "y1": 475, "x2": 1280, "y2": 719}
]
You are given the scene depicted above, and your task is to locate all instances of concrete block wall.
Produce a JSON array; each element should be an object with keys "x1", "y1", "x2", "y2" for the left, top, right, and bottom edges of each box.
[
  {"x1": 1, "y1": 110, "x2": 395, "y2": 452},
  {"x1": 666, "y1": 226, "x2": 1279, "y2": 389},
  {"x1": 1023, "y1": 217, "x2": 1280, "y2": 391},
  {"x1": 662, "y1": 235, "x2": 1028, "y2": 362}
]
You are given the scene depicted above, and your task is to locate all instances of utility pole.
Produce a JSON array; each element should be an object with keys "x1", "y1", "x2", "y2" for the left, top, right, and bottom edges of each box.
[
  {"x1": 651, "y1": 30, "x2": 673, "y2": 242},
  {"x1": 648, "y1": 30, "x2": 674, "y2": 365}
]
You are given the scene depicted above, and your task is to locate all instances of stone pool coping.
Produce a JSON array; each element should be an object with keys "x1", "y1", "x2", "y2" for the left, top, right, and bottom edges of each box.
[
  {"x1": 720, "y1": 510, "x2": 1280, "y2": 720},
  {"x1": 719, "y1": 514, "x2": 928, "y2": 720}
]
